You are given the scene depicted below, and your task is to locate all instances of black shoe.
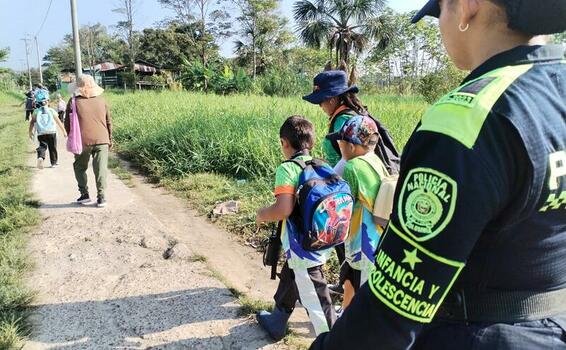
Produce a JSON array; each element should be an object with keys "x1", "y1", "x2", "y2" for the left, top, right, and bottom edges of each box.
[
  {"x1": 96, "y1": 198, "x2": 107, "y2": 208},
  {"x1": 328, "y1": 283, "x2": 344, "y2": 296},
  {"x1": 76, "y1": 194, "x2": 91, "y2": 204}
]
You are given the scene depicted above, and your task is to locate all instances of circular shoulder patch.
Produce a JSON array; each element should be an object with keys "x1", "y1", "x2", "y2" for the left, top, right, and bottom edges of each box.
[{"x1": 398, "y1": 168, "x2": 457, "y2": 241}]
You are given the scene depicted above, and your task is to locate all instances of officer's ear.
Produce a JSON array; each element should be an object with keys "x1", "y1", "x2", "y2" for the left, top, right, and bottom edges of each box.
[{"x1": 459, "y1": 0, "x2": 481, "y2": 28}]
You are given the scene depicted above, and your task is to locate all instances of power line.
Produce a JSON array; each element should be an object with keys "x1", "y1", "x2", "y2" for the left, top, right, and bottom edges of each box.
[{"x1": 35, "y1": 0, "x2": 55, "y2": 37}]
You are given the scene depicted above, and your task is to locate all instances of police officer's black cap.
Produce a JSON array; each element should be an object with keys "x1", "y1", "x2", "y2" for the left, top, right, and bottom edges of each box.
[{"x1": 411, "y1": 0, "x2": 566, "y2": 35}]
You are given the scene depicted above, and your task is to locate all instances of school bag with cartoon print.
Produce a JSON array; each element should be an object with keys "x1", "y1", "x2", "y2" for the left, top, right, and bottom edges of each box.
[
  {"x1": 286, "y1": 157, "x2": 354, "y2": 251},
  {"x1": 35, "y1": 107, "x2": 57, "y2": 135}
]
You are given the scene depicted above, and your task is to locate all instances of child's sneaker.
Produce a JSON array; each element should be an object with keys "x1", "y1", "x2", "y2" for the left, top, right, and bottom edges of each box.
[
  {"x1": 76, "y1": 194, "x2": 91, "y2": 204},
  {"x1": 96, "y1": 197, "x2": 107, "y2": 208},
  {"x1": 37, "y1": 158, "x2": 44, "y2": 169}
]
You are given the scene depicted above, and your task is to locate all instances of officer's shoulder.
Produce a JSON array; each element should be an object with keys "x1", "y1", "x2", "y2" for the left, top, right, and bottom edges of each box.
[{"x1": 418, "y1": 64, "x2": 533, "y2": 149}]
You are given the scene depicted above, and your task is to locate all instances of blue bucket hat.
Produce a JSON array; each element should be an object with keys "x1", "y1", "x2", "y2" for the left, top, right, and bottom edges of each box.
[
  {"x1": 303, "y1": 70, "x2": 359, "y2": 105},
  {"x1": 412, "y1": 0, "x2": 566, "y2": 34}
]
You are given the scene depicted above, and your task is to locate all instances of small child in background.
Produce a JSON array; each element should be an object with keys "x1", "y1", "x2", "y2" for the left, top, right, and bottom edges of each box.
[
  {"x1": 29, "y1": 91, "x2": 67, "y2": 169},
  {"x1": 55, "y1": 93, "x2": 66, "y2": 122},
  {"x1": 326, "y1": 115, "x2": 385, "y2": 309},
  {"x1": 21, "y1": 90, "x2": 34, "y2": 121},
  {"x1": 256, "y1": 116, "x2": 335, "y2": 341}
]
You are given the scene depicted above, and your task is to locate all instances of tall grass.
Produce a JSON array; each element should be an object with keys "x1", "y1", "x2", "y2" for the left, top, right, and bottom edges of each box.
[
  {"x1": 108, "y1": 91, "x2": 426, "y2": 244},
  {"x1": 109, "y1": 91, "x2": 426, "y2": 180},
  {"x1": 0, "y1": 92, "x2": 40, "y2": 349}
]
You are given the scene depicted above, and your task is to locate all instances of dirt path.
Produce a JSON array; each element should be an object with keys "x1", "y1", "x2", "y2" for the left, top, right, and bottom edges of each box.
[{"x1": 23, "y1": 137, "x2": 312, "y2": 350}]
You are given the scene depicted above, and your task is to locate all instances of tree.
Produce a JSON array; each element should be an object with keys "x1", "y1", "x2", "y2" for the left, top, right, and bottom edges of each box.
[
  {"x1": 365, "y1": 10, "x2": 447, "y2": 93},
  {"x1": 138, "y1": 22, "x2": 218, "y2": 71},
  {"x1": 114, "y1": 0, "x2": 140, "y2": 75},
  {"x1": 234, "y1": 0, "x2": 291, "y2": 79},
  {"x1": 0, "y1": 47, "x2": 8, "y2": 62},
  {"x1": 44, "y1": 25, "x2": 125, "y2": 82},
  {"x1": 293, "y1": 0, "x2": 390, "y2": 65},
  {"x1": 158, "y1": 0, "x2": 232, "y2": 69}
]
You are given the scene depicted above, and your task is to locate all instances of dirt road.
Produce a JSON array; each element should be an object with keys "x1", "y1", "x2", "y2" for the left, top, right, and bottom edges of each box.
[{"x1": 23, "y1": 138, "x2": 312, "y2": 350}]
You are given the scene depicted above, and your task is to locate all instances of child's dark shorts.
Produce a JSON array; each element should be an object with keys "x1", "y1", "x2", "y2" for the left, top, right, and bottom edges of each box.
[{"x1": 340, "y1": 262, "x2": 362, "y2": 291}]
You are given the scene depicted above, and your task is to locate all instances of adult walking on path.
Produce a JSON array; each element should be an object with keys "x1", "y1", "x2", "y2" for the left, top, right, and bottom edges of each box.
[
  {"x1": 65, "y1": 75, "x2": 112, "y2": 208},
  {"x1": 310, "y1": 0, "x2": 566, "y2": 349}
]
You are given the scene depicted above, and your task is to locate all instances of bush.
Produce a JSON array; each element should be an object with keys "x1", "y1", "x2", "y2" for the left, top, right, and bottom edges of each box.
[
  {"x1": 254, "y1": 67, "x2": 311, "y2": 97},
  {"x1": 179, "y1": 61, "x2": 253, "y2": 94},
  {"x1": 417, "y1": 63, "x2": 467, "y2": 104}
]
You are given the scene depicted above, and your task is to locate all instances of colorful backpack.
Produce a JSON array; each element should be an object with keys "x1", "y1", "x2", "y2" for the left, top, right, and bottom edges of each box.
[{"x1": 286, "y1": 158, "x2": 354, "y2": 251}]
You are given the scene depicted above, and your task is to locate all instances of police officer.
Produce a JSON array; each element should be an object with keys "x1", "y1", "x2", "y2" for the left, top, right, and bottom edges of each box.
[{"x1": 309, "y1": 0, "x2": 566, "y2": 349}]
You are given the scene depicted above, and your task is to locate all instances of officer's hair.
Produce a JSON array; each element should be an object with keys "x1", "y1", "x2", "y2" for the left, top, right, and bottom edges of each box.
[{"x1": 280, "y1": 115, "x2": 315, "y2": 151}]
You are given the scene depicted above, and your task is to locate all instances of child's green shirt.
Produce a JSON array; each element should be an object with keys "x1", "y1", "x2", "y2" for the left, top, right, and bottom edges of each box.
[{"x1": 342, "y1": 152, "x2": 385, "y2": 271}]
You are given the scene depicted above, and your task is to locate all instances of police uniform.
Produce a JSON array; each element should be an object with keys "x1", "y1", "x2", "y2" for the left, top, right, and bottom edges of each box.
[{"x1": 309, "y1": 7, "x2": 566, "y2": 350}]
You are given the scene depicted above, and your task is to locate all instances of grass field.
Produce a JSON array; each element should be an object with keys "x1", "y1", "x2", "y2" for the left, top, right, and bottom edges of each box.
[
  {"x1": 108, "y1": 91, "x2": 427, "y2": 245},
  {"x1": 0, "y1": 92, "x2": 40, "y2": 349}
]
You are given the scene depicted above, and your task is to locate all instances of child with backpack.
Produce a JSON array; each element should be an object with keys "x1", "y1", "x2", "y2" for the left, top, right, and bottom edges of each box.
[
  {"x1": 21, "y1": 90, "x2": 35, "y2": 121},
  {"x1": 255, "y1": 116, "x2": 354, "y2": 341},
  {"x1": 326, "y1": 115, "x2": 387, "y2": 310},
  {"x1": 28, "y1": 91, "x2": 67, "y2": 169}
]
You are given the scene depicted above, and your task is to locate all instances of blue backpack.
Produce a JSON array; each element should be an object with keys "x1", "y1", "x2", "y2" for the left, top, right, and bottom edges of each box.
[{"x1": 286, "y1": 158, "x2": 354, "y2": 251}]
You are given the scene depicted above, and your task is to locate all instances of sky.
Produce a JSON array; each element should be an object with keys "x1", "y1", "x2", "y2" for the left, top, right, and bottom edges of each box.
[{"x1": 0, "y1": 0, "x2": 428, "y2": 71}]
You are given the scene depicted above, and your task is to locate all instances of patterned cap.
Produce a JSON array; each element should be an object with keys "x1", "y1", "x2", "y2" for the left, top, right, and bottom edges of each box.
[{"x1": 326, "y1": 115, "x2": 379, "y2": 146}]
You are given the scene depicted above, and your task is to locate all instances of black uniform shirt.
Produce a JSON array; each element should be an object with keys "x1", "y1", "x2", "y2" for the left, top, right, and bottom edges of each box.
[{"x1": 310, "y1": 45, "x2": 566, "y2": 350}]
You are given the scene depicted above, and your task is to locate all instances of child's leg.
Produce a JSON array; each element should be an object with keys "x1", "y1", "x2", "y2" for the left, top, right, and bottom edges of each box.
[
  {"x1": 340, "y1": 263, "x2": 361, "y2": 310},
  {"x1": 295, "y1": 265, "x2": 336, "y2": 335},
  {"x1": 273, "y1": 261, "x2": 299, "y2": 313},
  {"x1": 36, "y1": 135, "x2": 48, "y2": 160},
  {"x1": 46, "y1": 133, "x2": 58, "y2": 165},
  {"x1": 342, "y1": 279, "x2": 355, "y2": 309}
]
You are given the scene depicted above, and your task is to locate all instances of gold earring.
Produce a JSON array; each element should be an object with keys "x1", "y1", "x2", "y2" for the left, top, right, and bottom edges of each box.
[{"x1": 459, "y1": 23, "x2": 469, "y2": 32}]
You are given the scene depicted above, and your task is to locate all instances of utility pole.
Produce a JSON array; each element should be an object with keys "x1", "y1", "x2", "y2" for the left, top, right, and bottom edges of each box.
[
  {"x1": 34, "y1": 36, "x2": 44, "y2": 84},
  {"x1": 70, "y1": 0, "x2": 82, "y2": 78},
  {"x1": 21, "y1": 37, "x2": 32, "y2": 90}
]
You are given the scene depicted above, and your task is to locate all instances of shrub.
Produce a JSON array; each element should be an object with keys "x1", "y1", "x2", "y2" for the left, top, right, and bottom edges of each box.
[{"x1": 417, "y1": 62, "x2": 467, "y2": 104}]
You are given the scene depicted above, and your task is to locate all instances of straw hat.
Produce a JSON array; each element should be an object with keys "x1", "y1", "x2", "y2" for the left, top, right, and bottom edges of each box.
[{"x1": 68, "y1": 74, "x2": 104, "y2": 98}]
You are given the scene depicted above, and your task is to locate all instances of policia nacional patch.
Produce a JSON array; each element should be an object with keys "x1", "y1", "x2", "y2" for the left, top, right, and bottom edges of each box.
[{"x1": 398, "y1": 168, "x2": 457, "y2": 242}]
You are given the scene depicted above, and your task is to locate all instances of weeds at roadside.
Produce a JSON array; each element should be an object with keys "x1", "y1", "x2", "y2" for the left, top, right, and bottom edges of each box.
[
  {"x1": 108, "y1": 155, "x2": 135, "y2": 187},
  {"x1": 0, "y1": 92, "x2": 40, "y2": 349}
]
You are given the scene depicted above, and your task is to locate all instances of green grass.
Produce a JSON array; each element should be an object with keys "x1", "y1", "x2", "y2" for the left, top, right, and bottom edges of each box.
[
  {"x1": 0, "y1": 92, "x2": 40, "y2": 349},
  {"x1": 108, "y1": 155, "x2": 135, "y2": 187},
  {"x1": 108, "y1": 91, "x2": 426, "y2": 246}
]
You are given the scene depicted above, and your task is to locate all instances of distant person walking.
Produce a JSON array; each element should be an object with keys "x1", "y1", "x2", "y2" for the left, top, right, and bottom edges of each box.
[
  {"x1": 21, "y1": 90, "x2": 35, "y2": 121},
  {"x1": 65, "y1": 75, "x2": 112, "y2": 208},
  {"x1": 55, "y1": 93, "x2": 66, "y2": 122}
]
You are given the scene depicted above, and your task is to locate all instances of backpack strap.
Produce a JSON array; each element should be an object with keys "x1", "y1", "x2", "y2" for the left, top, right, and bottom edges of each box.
[
  {"x1": 284, "y1": 158, "x2": 307, "y2": 170},
  {"x1": 328, "y1": 108, "x2": 356, "y2": 156}
]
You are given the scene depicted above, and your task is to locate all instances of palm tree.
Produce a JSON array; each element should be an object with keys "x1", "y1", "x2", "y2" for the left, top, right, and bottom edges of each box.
[{"x1": 293, "y1": 0, "x2": 390, "y2": 65}]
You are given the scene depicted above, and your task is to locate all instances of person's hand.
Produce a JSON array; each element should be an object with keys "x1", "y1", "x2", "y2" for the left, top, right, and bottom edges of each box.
[
  {"x1": 109, "y1": 142, "x2": 113, "y2": 150},
  {"x1": 63, "y1": 133, "x2": 68, "y2": 138}
]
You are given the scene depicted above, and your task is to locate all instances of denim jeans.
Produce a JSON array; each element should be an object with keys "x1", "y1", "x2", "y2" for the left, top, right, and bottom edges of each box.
[{"x1": 414, "y1": 315, "x2": 566, "y2": 349}]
